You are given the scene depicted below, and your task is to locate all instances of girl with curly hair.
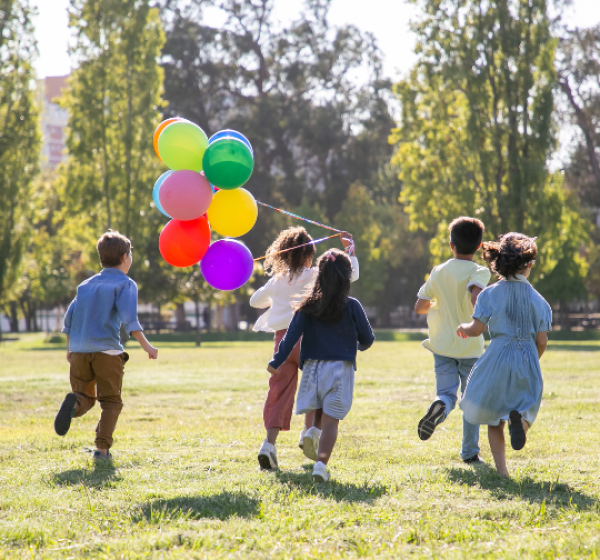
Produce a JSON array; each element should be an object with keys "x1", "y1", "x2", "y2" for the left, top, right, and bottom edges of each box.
[
  {"x1": 456, "y1": 233, "x2": 552, "y2": 476},
  {"x1": 250, "y1": 227, "x2": 359, "y2": 470},
  {"x1": 267, "y1": 249, "x2": 374, "y2": 482}
]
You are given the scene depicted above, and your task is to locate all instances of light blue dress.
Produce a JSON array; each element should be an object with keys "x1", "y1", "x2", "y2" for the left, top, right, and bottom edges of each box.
[{"x1": 459, "y1": 274, "x2": 552, "y2": 427}]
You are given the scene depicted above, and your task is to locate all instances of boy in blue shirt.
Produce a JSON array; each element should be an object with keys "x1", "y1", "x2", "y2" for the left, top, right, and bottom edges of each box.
[{"x1": 54, "y1": 231, "x2": 158, "y2": 460}]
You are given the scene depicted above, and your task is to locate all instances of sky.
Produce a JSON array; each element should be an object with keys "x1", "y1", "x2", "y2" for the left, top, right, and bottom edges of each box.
[{"x1": 33, "y1": 0, "x2": 600, "y2": 81}]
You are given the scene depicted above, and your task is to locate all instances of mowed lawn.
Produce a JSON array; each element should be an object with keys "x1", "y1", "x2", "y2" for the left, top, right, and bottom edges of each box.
[{"x1": 0, "y1": 335, "x2": 599, "y2": 559}]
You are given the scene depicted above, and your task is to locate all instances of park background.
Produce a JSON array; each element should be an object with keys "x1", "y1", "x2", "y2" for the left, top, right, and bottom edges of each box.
[{"x1": 2, "y1": 0, "x2": 600, "y2": 337}]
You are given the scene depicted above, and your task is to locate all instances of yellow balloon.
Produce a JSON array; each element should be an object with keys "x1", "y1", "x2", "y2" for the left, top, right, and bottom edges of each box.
[{"x1": 207, "y1": 188, "x2": 258, "y2": 237}]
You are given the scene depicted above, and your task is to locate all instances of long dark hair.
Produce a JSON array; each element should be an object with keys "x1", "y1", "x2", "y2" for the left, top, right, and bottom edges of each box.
[
  {"x1": 264, "y1": 226, "x2": 316, "y2": 281},
  {"x1": 482, "y1": 232, "x2": 538, "y2": 279},
  {"x1": 296, "y1": 248, "x2": 352, "y2": 323}
]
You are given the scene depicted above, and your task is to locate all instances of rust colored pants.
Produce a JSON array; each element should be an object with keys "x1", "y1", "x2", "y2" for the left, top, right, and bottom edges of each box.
[
  {"x1": 69, "y1": 352, "x2": 129, "y2": 449},
  {"x1": 263, "y1": 329, "x2": 301, "y2": 431}
]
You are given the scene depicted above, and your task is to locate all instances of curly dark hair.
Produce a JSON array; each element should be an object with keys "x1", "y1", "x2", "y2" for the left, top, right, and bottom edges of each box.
[
  {"x1": 482, "y1": 232, "x2": 538, "y2": 279},
  {"x1": 296, "y1": 248, "x2": 352, "y2": 323},
  {"x1": 264, "y1": 226, "x2": 316, "y2": 280}
]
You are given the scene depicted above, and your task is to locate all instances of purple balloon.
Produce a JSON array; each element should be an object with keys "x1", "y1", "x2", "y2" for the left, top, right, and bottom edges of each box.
[{"x1": 200, "y1": 239, "x2": 253, "y2": 290}]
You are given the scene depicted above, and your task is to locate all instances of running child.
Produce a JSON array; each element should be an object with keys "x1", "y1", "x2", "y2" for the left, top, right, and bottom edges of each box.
[
  {"x1": 54, "y1": 231, "x2": 158, "y2": 460},
  {"x1": 250, "y1": 226, "x2": 358, "y2": 470},
  {"x1": 267, "y1": 248, "x2": 374, "y2": 482},
  {"x1": 457, "y1": 233, "x2": 551, "y2": 477},
  {"x1": 414, "y1": 217, "x2": 491, "y2": 463}
]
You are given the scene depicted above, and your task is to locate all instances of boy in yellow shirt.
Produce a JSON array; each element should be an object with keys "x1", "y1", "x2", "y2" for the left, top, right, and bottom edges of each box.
[{"x1": 414, "y1": 217, "x2": 491, "y2": 463}]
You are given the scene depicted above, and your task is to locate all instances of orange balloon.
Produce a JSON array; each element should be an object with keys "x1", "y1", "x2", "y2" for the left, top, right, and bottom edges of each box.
[{"x1": 153, "y1": 118, "x2": 182, "y2": 161}]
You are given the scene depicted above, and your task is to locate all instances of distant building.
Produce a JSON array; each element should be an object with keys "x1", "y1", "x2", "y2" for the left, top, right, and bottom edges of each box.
[{"x1": 39, "y1": 75, "x2": 69, "y2": 170}]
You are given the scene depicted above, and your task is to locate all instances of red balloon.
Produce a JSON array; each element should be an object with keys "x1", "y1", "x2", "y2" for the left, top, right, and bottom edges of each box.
[
  {"x1": 159, "y1": 216, "x2": 211, "y2": 268},
  {"x1": 159, "y1": 170, "x2": 213, "y2": 221}
]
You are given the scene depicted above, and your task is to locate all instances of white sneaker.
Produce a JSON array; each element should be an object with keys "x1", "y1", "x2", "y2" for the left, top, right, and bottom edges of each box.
[
  {"x1": 312, "y1": 461, "x2": 330, "y2": 482},
  {"x1": 302, "y1": 427, "x2": 321, "y2": 461},
  {"x1": 257, "y1": 440, "x2": 278, "y2": 470},
  {"x1": 298, "y1": 428, "x2": 307, "y2": 449}
]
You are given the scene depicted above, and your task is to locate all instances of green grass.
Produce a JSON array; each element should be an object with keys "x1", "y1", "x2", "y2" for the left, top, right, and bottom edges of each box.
[{"x1": 1, "y1": 334, "x2": 599, "y2": 559}]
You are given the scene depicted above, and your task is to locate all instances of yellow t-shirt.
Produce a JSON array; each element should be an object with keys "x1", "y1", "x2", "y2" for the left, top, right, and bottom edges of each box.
[{"x1": 418, "y1": 259, "x2": 491, "y2": 359}]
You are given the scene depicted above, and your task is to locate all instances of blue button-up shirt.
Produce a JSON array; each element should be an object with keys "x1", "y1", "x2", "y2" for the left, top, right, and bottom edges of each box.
[{"x1": 62, "y1": 268, "x2": 143, "y2": 353}]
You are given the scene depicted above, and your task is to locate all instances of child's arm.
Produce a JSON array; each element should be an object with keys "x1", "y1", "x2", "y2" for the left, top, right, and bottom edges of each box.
[
  {"x1": 65, "y1": 334, "x2": 71, "y2": 363},
  {"x1": 414, "y1": 298, "x2": 433, "y2": 315},
  {"x1": 470, "y1": 286, "x2": 483, "y2": 307},
  {"x1": 354, "y1": 300, "x2": 375, "y2": 351},
  {"x1": 61, "y1": 297, "x2": 76, "y2": 363},
  {"x1": 267, "y1": 312, "x2": 305, "y2": 374},
  {"x1": 457, "y1": 319, "x2": 486, "y2": 339},
  {"x1": 249, "y1": 277, "x2": 275, "y2": 309},
  {"x1": 131, "y1": 330, "x2": 158, "y2": 359},
  {"x1": 340, "y1": 232, "x2": 360, "y2": 282},
  {"x1": 535, "y1": 331, "x2": 548, "y2": 359}
]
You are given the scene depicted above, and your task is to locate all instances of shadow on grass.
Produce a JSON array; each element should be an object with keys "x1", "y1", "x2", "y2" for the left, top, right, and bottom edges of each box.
[
  {"x1": 273, "y1": 468, "x2": 387, "y2": 503},
  {"x1": 134, "y1": 492, "x2": 260, "y2": 522},
  {"x1": 448, "y1": 465, "x2": 598, "y2": 510},
  {"x1": 52, "y1": 460, "x2": 120, "y2": 488}
]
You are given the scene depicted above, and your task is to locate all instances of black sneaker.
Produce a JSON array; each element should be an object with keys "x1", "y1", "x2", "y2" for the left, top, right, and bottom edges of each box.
[
  {"x1": 418, "y1": 399, "x2": 446, "y2": 441},
  {"x1": 508, "y1": 410, "x2": 527, "y2": 450},
  {"x1": 54, "y1": 393, "x2": 78, "y2": 436},
  {"x1": 93, "y1": 450, "x2": 113, "y2": 461},
  {"x1": 463, "y1": 454, "x2": 484, "y2": 464}
]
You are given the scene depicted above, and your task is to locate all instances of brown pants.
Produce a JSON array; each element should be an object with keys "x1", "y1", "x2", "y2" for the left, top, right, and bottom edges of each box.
[
  {"x1": 69, "y1": 352, "x2": 129, "y2": 449},
  {"x1": 263, "y1": 329, "x2": 301, "y2": 431}
]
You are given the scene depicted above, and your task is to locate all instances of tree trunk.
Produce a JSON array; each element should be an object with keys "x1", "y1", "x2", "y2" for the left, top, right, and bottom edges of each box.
[
  {"x1": 194, "y1": 298, "x2": 201, "y2": 347},
  {"x1": 9, "y1": 300, "x2": 18, "y2": 332},
  {"x1": 175, "y1": 302, "x2": 187, "y2": 331}
]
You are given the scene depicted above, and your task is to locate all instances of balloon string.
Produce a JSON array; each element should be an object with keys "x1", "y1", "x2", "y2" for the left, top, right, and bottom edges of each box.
[
  {"x1": 256, "y1": 201, "x2": 342, "y2": 233},
  {"x1": 253, "y1": 233, "x2": 341, "y2": 262}
]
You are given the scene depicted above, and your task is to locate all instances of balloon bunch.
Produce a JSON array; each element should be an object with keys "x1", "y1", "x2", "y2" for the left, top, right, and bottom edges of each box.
[{"x1": 152, "y1": 118, "x2": 257, "y2": 290}]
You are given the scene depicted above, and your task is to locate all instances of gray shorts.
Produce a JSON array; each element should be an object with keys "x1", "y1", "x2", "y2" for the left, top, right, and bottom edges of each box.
[{"x1": 296, "y1": 360, "x2": 355, "y2": 420}]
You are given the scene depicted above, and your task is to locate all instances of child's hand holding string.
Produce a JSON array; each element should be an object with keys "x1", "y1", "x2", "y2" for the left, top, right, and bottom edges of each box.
[{"x1": 340, "y1": 232, "x2": 355, "y2": 255}]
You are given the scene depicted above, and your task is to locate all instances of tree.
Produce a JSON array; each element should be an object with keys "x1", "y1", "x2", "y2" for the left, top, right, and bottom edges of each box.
[
  {"x1": 59, "y1": 0, "x2": 168, "y2": 301},
  {"x1": 556, "y1": 25, "x2": 600, "y2": 300},
  {"x1": 393, "y1": 0, "x2": 589, "y2": 305},
  {"x1": 0, "y1": 0, "x2": 40, "y2": 341}
]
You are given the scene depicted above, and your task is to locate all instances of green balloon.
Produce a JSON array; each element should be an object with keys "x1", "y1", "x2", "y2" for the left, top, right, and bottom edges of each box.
[
  {"x1": 158, "y1": 121, "x2": 209, "y2": 171},
  {"x1": 202, "y1": 137, "x2": 254, "y2": 189}
]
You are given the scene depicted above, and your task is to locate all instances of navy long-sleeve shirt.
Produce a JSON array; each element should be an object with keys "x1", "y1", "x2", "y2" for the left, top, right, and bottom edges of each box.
[{"x1": 269, "y1": 297, "x2": 375, "y2": 370}]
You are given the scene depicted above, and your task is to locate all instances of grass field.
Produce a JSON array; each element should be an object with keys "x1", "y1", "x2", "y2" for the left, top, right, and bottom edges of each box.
[{"x1": 1, "y1": 334, "x2": 599, "y2": 559}]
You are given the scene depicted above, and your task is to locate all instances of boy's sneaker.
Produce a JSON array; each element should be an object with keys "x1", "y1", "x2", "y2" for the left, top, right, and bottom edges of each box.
[
  {"x1": 54, "y1": 393, "x2": 78, "y2": 436},
  {"x1": 508, "y1": 410, "x2": 527, "y2": 450},
  {"x1": 93, "y1": 450, "x2": 113, "y2": 461},
  {"x1": 418, "y1": 399, "x2": 446, "y2": 441},
  {"x1": 463, "y1": 454, "x2": 484, "y2": 464},
  {"x1": 302, "y1": 427, "x2": 321, "y2": 461},
  {"x1": 312, "y1": 461, "x2": 330, "y2": 482},
  {"x1": 298, "y1": 428, "x2": 307, "y2": 449},
  {"x1": 257, "y1": 440, "x2": 278, "y2": 470}
]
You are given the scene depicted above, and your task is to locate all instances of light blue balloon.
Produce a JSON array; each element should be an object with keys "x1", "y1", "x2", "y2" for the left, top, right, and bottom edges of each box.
[
  {"x1": 208, "y1": 129, "x2": 253, "y2": 155},
  {"x1": 152, "y1": 171, "x2": 173, "y2": 218}
]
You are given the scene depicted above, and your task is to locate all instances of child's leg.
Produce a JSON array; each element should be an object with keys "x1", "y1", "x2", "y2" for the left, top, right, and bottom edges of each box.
[
  {"x1": 92, "y1": 353, "x2": 126, "y2": 453},
  {"x1": 316, "y1": 412, "x2": 339, "y2": 465},
  {"x1": 263, "y1": 330, "x2": 301, "y2": 444},
  {"x1": 69, "y1": 353, "x2": 97, "y2": 417},
  {"x1": 488, "y1": 422, "x2": 509, "y2": 476},
  {"x1": 304, "y1": 410, "x2": 315, "y2": 431},
  {"x1": 458, "y1": 358, "x2": 480, "y2": 460},
  {"x1": 433, "y1": 355, "x2": 461, "y2": 419}
]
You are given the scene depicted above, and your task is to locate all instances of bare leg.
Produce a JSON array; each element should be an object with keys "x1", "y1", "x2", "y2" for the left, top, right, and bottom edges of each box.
[
  {"x1": 488, "y1": 422, "x2": 509, "y2": 477},
  {"x1": 266, "y1": 428, "x2": 280, "y2": 445},
  {"x1": 304, "y1": 410, "x2": 315, "y2": 430},
  {"x1": 317, "y1": 412, "x2": 339, "y2": 465},
  {"x1": 313, "y1": 409, "x2": 323, "y2": 430}
]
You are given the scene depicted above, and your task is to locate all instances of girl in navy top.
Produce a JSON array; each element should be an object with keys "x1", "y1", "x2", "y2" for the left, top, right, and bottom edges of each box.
[{"x1": 268, "y1": 248, "x2": 374, "y2": 482}]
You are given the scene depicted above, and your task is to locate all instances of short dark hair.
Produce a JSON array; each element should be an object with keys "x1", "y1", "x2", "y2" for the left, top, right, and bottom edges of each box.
[
  {"x1": 449, "y1": 217, "x2": 485, "y2": 255},
  {"x1": 97, "y1": 230, "x2": 131, "y2": 268}
]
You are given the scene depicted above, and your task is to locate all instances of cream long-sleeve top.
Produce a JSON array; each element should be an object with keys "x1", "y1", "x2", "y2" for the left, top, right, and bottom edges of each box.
[{"x1": 249, "y1": 256, "x2": 359, "y2": 332}]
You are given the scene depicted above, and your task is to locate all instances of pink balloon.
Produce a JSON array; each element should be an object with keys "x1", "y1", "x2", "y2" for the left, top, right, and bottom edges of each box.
[{"x1": 159, "y1": 170, "x2": 213, "y2": 221}]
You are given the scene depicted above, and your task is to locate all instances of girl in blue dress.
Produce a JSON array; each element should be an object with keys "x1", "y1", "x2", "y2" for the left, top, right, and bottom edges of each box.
[{"x1": 456, "y1": 233, "x2": 552, "y2": 477}]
